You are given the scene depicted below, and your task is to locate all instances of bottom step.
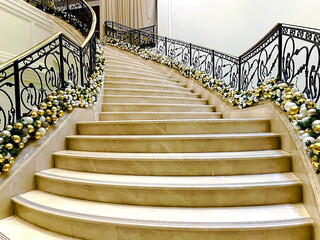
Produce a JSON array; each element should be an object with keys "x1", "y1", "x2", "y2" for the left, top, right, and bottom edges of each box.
[
  {"x1": 0, "y1": 216, "x2": 77, "y2": 239},
  {"x1": 99, "y1": 112, "x2": 222, "y2": 121},
  {"x1": 13, "y1": 191, "x2": 313, "y2": 240}
]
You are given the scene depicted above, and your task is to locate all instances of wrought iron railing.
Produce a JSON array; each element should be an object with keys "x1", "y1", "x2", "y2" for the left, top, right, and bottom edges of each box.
[
  {"x1": 105, "y1": 21, "x2": 320, "y2": 103},
  {"x1": 0, "y1": 0, "x2": 96, "y2": 130}
]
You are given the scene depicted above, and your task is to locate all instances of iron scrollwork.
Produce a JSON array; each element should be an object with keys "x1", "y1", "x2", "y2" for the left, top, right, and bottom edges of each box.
[
  {"x1": 281, "y1": 25, "x2": 320, "y2": 103},
  {"x1": 0, "y1": 0, "x2": 97, "y2": 130}
]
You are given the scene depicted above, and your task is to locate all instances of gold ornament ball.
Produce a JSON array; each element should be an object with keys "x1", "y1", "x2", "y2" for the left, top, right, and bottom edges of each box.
[
  {"x1": 5, "y1": 143, "x2": 13, "y2": 150},
  {"x1": 52, "y1": 91, "x2": 57, "y2": 96},
  {"x1": 46, "y1": 110, "x2": 52, "y2": 116},
  {"x1": 15, "y1": 122, "x2": 23, "y2": 130},
  {"x1": 0, "y1": 155, "x2": 5, "y2": 163},
  {"x1": 313, "y1": 143, "x2": 320, "y2": 155},
  {"x1": 46, "y1": 117, "x2": 52, "y2": 123},
  {"x1": 314, "y1": 125, "x2": 320, "y2": 134},
  {"x1": 37, "y1": 109, "x2": 45, "y2": 116},
  {"x1": 313, "y1": 161, "x2": 320, "y2": 168},
  {"x1": 289, "y1": 106, "x2": 299, "y2": 115},
  {"x1": 312, "y1": 155, "x2": 318, "y2": 162},
  {"x1": 11, "y1": 135, "x2": 21, "y2": 143},
  {"x1": 57, "y1": 106, "x2": 61, "y2": 111},
  {"x1": 35, "y1": 120, "x2": 42, "y2": 128},
  {"x1": 307, "y1": 101, "x2": 316, "y2": 109},
  {"x1": 58, "y1": 110, "x2": 64, "y2": 118},
  {"x1": 284, "y1": 95, "x2": 293, "y2": 102},
  {"x1": 67, "y1": 105, "x2": 73, "y2": 111},
  {"x1": 9, "y1": 157, "x2": 15, "y2": 164},
  {"x1": 31, "y1": 111, "x2": 38, "y2": 118},
  {"x1": 47, "y1": 102, "x2": 53, "y2": 108},
  {"x1": 297, "y1": 99, "x2": 306, "y2": 105},
  {"x1": 40, "y1": 102, "x2": 47, "y2": 109},
  {"x1": 27, "y1": 125, "x2": 35, "y2": 133},
  {"x1": 47, "y1": 95, "x2": 54, "y2": 101},
  {"x1": 35, "y1": 131, "x2": 42, "y2": 140},
  {"x1": 19, "y1": 142, "x2": 24, "y2": 148},
  {"x1": 2, "y1": 164, "x2": 11, "y2": 172},
  {"x1": 51, "y1": 115, "x2": 57, "y2": 121}
]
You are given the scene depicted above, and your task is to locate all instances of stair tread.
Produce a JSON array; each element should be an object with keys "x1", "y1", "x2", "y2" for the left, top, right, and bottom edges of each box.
[
  {"x1": 101, "y1": 103, "x2": 214, "y2": 107},
  {"x1": 103, "y1": 95, "x2": 204, "y2": 100},
  {"x1": 53, "y1": 149, "x2": 291, "y2": 160},
  {"x1": 66, "y1": 132, "x2": 280, "y2": 140},
  {"x1": 103, "y1": 81, "x2": 188, "y2": 90},
  {"x1": 36, "y1": 169, "x2": 301, "y2": 188},
  {"x1": 77, "y1": 118, "x2": 269, "y2": 125},
  {"x1": 103, "y1": 87, "x2": 198, "y2": 94},
  {"x1": 0, "y1": 216, "x2": 78, "y2": 239},
  {"x1": 106, "y1": 69, "x2": 171, "y2": 78},
  {"x1": 14, "y1": 191, "x2": 312, "y2": 229}
]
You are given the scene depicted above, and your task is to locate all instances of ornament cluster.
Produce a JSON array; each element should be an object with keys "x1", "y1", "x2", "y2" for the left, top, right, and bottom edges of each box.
[
  {"x1": 103, "y1": 36, "x2": 320, "y2": 173},
  {"x1": 0, "y1": 43, "x2": 106, "y2": 174}
]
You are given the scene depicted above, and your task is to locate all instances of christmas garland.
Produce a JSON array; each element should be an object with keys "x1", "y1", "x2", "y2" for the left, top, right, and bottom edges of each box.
[
  {"x1": 103, "y1": 37, "x2": 320, "y2": 173},
  {"x1": 0, "y1": 43, "x2": 106, "y2": 174}
]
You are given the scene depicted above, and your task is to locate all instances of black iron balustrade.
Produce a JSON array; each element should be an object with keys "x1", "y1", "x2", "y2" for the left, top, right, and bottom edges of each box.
[
  {"x1": 105, "y1": 21, "x2": 320, "y2": 104},
  {"x1": 0, "y1": 0, "x2": 97, "y2": 130}
]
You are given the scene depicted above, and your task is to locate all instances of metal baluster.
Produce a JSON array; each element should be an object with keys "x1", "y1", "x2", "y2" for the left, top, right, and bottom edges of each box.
[
  {"x1": 238, "y1": 58, "x2": 242, "y2": 91},
  {"x1": 278, "y1": 24, "x2": 283, "y2": 79},
  {"x1": 189, "y1": 43, "x2": 192, "y2": 67},
  {"x1": 58, "y1": 35, "x2": 65, "y2": 87},
  {"x1": 165, "y1": 37, "x2": 167, "y2": 56},
  {"x1": 212, "y1": 50, "x2": 215, "y2": 79},
  {"x1": 13, "y1": 61, "x2": 21, "y2": 120}
]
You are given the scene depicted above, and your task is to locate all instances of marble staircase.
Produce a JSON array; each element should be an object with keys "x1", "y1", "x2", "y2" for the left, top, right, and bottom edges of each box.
[{"x1": 0, "y1": 45, "x2": 313, "y2": 239}]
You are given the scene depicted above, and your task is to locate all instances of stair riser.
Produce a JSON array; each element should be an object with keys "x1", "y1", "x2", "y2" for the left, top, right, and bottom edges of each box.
[
  {"x1": 104, "y1": 77, "x2": 180, "y2": 87},
  {"x1": 104, "y1": 83, "x2": 190, "y2": 92},
  {"x1": 103, "y1": 96, "x2": 207, "y2": 105},
  {"x1": 66, "y1": 136, "x2": 280, "y2": 153},
  {"x1": 106, "y1": 65, "x2": 170, "y2": 77},
  {"x1": 101, "y1": 104, "x2": 215, "y2": 112},
  {"x1": 103, "y1": 89, "x2": 198, "y2": 98},
  {"x1": 77, "y1": 121, "x2": 269, "y2": 135},
  {"x1": 54, "y1": 155, "x2": 292, "y2": 176},
  {"x1": 36, "y1": 176, "x2": 302, "y2": 207},
  {"x1": 13, "y1": 203, "x2": 313, "y2": 240},
  {"x1": 99, "y1": 112, "x2": 222, "y2": 121},
  {"x1": 105, "y1": 71, "x2": 173, "y2": 81},
  {"x1": 105, "y1": 59, "x2": 154, "y2": 70}
]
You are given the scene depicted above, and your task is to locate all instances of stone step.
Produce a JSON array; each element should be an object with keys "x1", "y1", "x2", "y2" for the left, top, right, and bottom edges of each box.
[
  {"x1": 76, "y1": 119, "x2": 270, "y2": 135},
  {"x1": 106, "y1": 64, "x2": 170, "y2": 77},
  {"x1": 106, "y1": 67, "x2": 170, "y2": 77},
  {"x1": 105, "y1": 59, "x2": 157, "y2": 71},
  {"x1": 53, "y1": 150, "x2": 292, "y2": 176},
  {"x1": 0, "y1": 216, "x2": 77, "y2": 239},
  {"x1": 36, "y1": 169, "x2": 302, "y2": 207},
  {"x1": 103, "y1": 88, "x2": 199, "y2": 98},
  {"x1": 103, "y1": 82, "x2": 191, "y2": 92},
  {"x1": 65, "y1": 133, "x2": 281, "y2": 153},
  {"x1": 99, "y1": 112, "x2": 222, "y2": 121},
  {"x1": 104, "y1": 75, "x2": 180, "y2": 86},
  {"x1": 103, "y1": 95, "x2": 207, "y2": 104},
  {"x1": 105, "y1": 70, "x2": 175, "y2": 81},
  {"x1": 13, "y1": 191, "x2": 313, "y2": 240},
  {"x1": 105, "y1": 55, "x2": 149, "y2": 65},
  {"x1": 101, "y1": 103, "x2": 215, "y2": 113}
]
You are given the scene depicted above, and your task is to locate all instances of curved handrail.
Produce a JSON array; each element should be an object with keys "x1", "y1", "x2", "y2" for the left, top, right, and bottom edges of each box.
[
  {"x1": 81, "y1": 0, "x2": 96, "y2": 48},
  {"x1": 105, "y1": 21, "x2": 320, "y2": 104},
  {"x1": 0, "y1": 0, "x2": 97, "y2": 130}
]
